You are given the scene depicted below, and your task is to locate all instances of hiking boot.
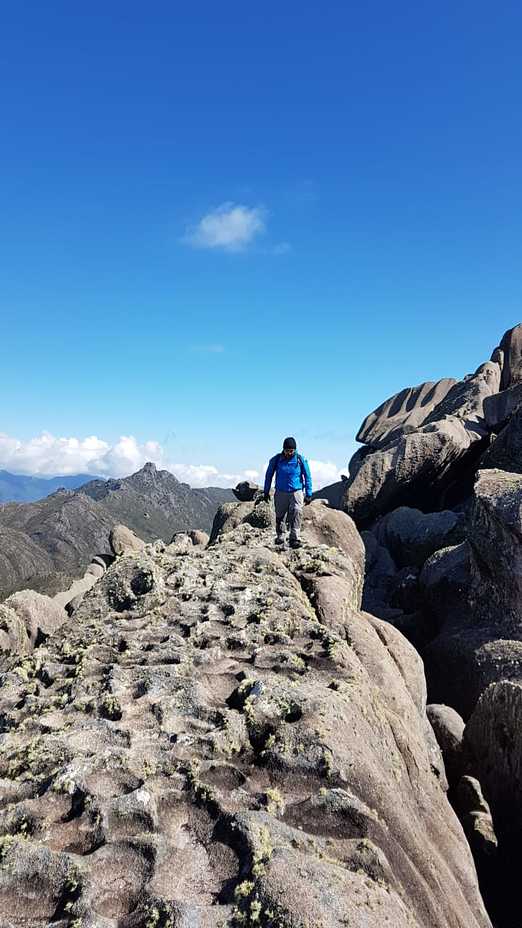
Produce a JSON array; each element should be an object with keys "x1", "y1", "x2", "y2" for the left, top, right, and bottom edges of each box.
[
  {"x1": 289, "y1": 538, "x2": 302, "y2": 549},
  {"x1": 275, "y1": 535, "x2": 285, "y2": 546}
]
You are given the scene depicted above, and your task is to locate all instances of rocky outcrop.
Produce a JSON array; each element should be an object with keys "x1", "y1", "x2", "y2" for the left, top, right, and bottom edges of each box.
[
  {"x1": 422, "y1": 470, "x2": 522, "y2": 716},
  {"x1": 497, "y1": 324, "x2": 522, "y2": 390},
  {"x1": 427, "y1": 704, "x2": 466, "y2": 788},
  {"x1": 233, "y1": 481, "x2": 260, "y2": 502},
  {"x1": 452, "y1": 776, "x2": 498, "y2": 873},
  {"x1": 465, "y1": 681, "x2": 522, "y2": 837},
  {"x1": 356, "y1": 377, "x2": 457, "y2": 448},
  {"x1": 344, "y1": 415, "x2": 487, "y2": 525},
  {"x1": 110, "y1": 523, "x2": 147, "y2": 556},
  {"x1": 343, "y1": 326, "x2": 522, "y2": 525},
  {"x1": 374, "y1": 506, "x2": 465, "y2": 568},
  {"x1": 0, "y1": 464, "x2": 233, "y2": 600},
  {"x1": 0, "y1": 590, "x2": 67, "y2": 655},
  {"x1": 0, "y1": 508, "x2": 490, "y2": 927},
  {"x1": 481, "y1": 404, "x2": 522, "y2": 472},
  {"x1": 80, "y1": 462, "x2": 233, "y2": 542}
]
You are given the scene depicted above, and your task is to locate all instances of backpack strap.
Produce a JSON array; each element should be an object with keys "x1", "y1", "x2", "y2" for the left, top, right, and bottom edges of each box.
[{"x1": 297, "y1": 454, "x2": 306, "y2": 487}]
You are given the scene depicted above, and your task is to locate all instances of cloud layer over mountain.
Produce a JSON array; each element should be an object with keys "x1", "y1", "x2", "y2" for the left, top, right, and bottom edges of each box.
[{"x1": 0, "y1": 432, "x2": 342, "y2": 489}]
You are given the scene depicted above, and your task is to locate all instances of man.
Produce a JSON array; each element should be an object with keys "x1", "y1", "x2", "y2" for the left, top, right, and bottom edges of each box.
[{"x1": 263, "y1": 437, "x2": 313, "y2": 548}]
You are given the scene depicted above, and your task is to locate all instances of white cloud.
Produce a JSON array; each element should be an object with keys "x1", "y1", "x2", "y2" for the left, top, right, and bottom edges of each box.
[
  {"x1": 183, "y1": 202, "x2": 267, "y2": 252},
  {"x1": 308, "y1": 459, "x2": 344, "y2": 488},
  {"x1": 0, "y1": 432, "x2": 167, "y2": 479},
  {"x1": 0, "y1": 432, "x2": 344, "y2": 491}
]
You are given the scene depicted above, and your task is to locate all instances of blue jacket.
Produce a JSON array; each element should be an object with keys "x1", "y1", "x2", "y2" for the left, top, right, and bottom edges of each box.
[{"x1": 264, "y1": 452, "x2": 313, "y2": 497}]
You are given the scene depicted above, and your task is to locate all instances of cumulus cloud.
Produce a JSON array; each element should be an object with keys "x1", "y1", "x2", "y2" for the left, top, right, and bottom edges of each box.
[
  {"x1": 0, "y1": 432, "x2": 167, "y2": 479},
  {"x1": 308, "y1": 459, "x2": 345, "y2": 488},
  {"x1": 0, "y1": 432, "x2": 344, "y2": 490},
  {"x1": 183, "y1": 202, "x2": 267, "y2": 252}
]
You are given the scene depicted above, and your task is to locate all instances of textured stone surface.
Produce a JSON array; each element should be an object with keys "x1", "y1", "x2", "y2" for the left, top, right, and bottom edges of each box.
[
  {"x1": 497, "y1": 323, "x2": 522, "y2": 390},
  {"x1": 375, "y1": 507, "x2": 465, "y2": 568},
  {"x1": 427, "y1": 704, "x2": 466, "y2": 788},
  {"x1": 453, "y1": 776, "x2": 498, "y2": 863},
  {"x1": 465, "y1": 681, "x2": 522, "y2": 836},
  {"x1": 344, "y1": 327, "x2": 522, "y2": 525},
  {"x1": 483, "y1": 382, "x2": 522, "y2": 429},
  {"x1": 0, "y1": 464, "x2": 232, "y2": 600},
  {"x1": 344, "y1": 416, "x2": 485, "y2": 525},
  {"x1": 356, "y1": 378, "x2": 456, "y2": 448},
  {"x1": 481, "y1": 404, "x2": 522, "y2": 473},
  {"x1": 419, "y1": 542, "x2": 472, "y2": 628},
  {"x1": 423, "y1": 471, "x2": 522, "y2": 717},
  {"x1": 422, "y1": 361, "x2": 501, "y2": 428},
  {"x1": 0, "y1": 513, "x2": 490, "y2": 927},
  {"x1": 110, "y1": 524, "x2": 147, "y2": 557},
  {"x1": 4, "y1": 590, "x2": 67, "y2": 649}
]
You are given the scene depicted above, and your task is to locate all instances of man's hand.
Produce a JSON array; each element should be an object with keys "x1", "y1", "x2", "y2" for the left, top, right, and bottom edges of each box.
[
  {"x1": 305, "y1": 496, "x2": 312, "y2": 505},
  {"x1": 263, "y1": 493, "x2": 270, "y2": 503}
]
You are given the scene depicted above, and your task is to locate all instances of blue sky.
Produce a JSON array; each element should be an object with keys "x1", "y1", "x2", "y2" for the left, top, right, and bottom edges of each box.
[{"x1": 1, "y1": 1, "x2": 521, "y2": 485}]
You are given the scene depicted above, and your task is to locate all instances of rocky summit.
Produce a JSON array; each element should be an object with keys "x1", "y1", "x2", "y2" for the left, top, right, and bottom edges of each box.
[
  {"x1": 332, "y1": 322, "x2": 522, "y2": 928},
  {"x1": 4, "y1": 324, "x2": 522, "y2": 927},
  {"x1": 0, "y1": 498, "x2": 490, "y2": 928}
]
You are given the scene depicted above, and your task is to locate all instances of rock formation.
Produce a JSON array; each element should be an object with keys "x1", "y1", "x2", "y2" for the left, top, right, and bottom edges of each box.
[
  {"x1": 326, "y1": 322, "x2": 522, "y2": 927},
  {"x1": 0, "y1": 464, "x2": 233, "y2": 600},
  {"x1": 0, "y1": 503, "x2": 490, "y2": 927},
  {"x1": 337, "y1": 325, "x2": 522, "y2": 525}
]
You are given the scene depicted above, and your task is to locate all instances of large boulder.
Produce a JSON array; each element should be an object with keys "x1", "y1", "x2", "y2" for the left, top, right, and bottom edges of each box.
[
  {"x1": 427, "y1": 704, "x2": 466, "y2": 788},
  {"x1": 452, "y1": 776, "x2": 498, "y2": 872},
  {"x1": 4, "y1": 590, "x2": 67, "y2": 648},
  {"x1": 0, "y1": 514, "x2": 491, "y2": 927},
  {"x1": 360, "y1": 530, "x2": 397, "y2": 617},
  {"x1": 468, "y1": 469, "x2": 522, "y2": 629},
  {"x1": 424, "y1": 470, "x2": 522, "y2": 717},
  {"x1": 109, "y1": 523, "x2": 146, "y2": 556},
  {"x1": 233, "y1": 481, "x2": 260, "y2": 502},
  {"x1": 497, "y1": 322, "x2": 522, "y2": 390},
  {"x1": 481, "y1": 404, "x2": 522, "y2": 473},
  {"x1": 210, "y1": 498, "x2": 274, "y2": 543},
  {"x1": 374, "y1": 506, "x2": 465, "y2": 568},
  {"x1": 483, "y1": 382, "x2": 522, "y2": 430},
  {"x1": 356, "y1": 378, "x2": 457, "y2": 448},
  {"x1": 0, "y1": 603, "x2": 31, "y2": 655},
  {"x1": 419, "y1": 542, "x2": 472, "y2": 628},
  {"x1": 465, "y1": 681, "x2": 522, "y2": 837},
  {"x1": 422, "y1": 360, "x2": 501, "y2": 428},
  {"x1": 345, "y1": 416, "x2": 486, "y2": 525},
  {"x1": 346, "y1": 352, "x2": 504, "y2": 525}
]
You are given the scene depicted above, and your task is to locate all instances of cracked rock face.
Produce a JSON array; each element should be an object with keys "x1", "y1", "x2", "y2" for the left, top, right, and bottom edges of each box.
[{"x1": 0, "y1": 505, "x2": 490, "y2": 927}]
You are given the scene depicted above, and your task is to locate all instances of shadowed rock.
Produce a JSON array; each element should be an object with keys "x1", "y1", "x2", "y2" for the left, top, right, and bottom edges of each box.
[
  {"x1": 374, "y1": 506, "x2": 465, "y2": 568},
  {"x1": 233, "y1": 481, "x2": 260, "y2": 502},
  {"x1": 427, "y1": 704, "x2": 466, "y2": 788}
]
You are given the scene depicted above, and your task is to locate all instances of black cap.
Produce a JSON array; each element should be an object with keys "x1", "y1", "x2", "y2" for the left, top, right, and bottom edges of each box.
[{"x1": 283, "y1": 436, "x2": 297, "y2": 450}]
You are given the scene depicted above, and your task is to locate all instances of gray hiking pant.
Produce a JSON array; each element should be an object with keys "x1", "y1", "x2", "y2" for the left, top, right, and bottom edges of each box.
[{"x1": 274, "y1": 490, "x2": 304, "y2": 541}]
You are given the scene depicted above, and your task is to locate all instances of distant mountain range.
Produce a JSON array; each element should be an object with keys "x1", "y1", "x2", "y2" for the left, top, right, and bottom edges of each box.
[
  {"x1": 0, "y1": 463, "x2": 233, "y2": 599},
  {"x1": 0, "y1": 470, "x2": 94, "y2": 502}
]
